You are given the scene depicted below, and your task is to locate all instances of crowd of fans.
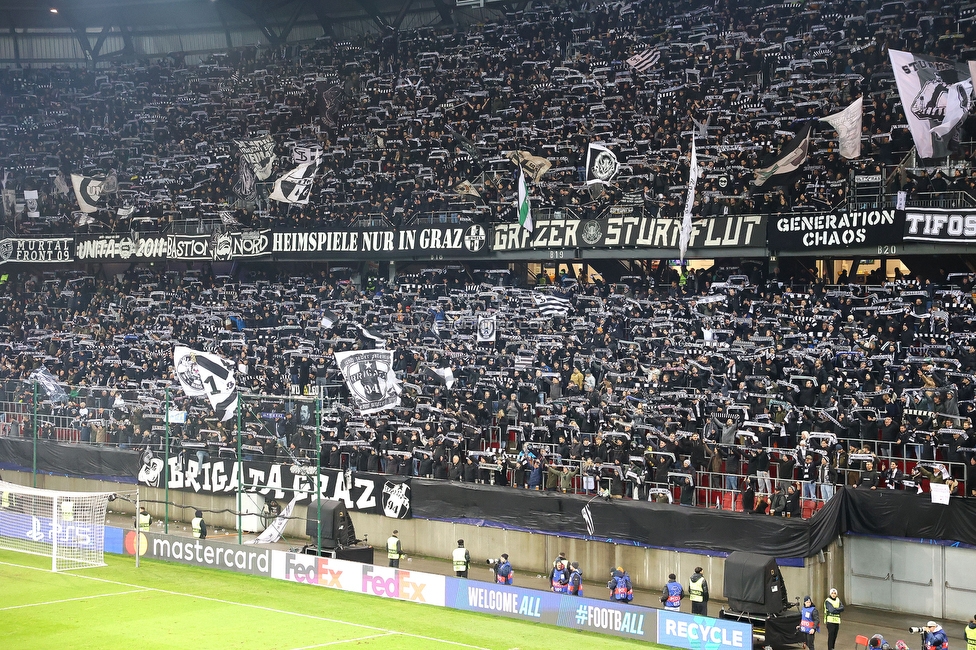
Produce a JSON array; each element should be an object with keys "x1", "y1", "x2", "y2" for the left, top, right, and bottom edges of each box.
[
  {"x1": 1, "y1": 263, "x2": 975, "y2": 515},
  {"x1": 1, "y1": 0, "x2": 976, "y2": 235}
]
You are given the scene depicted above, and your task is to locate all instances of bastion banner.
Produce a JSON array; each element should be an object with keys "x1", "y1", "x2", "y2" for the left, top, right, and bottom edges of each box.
[
  {"x1": 75, "y1": 231, "x2": 272, "y2": 261},
  {"x1": 902, "y1": 207, "x2": 976, "y2": 243},
  {"x1": 767, "y1": 209, "x2": 905, "y2": 251},
  {"x1": 137, "y1": 455, "x2": 411, "y2": 519}
]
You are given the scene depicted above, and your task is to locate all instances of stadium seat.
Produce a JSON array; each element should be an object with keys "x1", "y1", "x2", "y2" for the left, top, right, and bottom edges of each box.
[{"x1": 855, "y1": 635, "x2": 870, "y2": 650}]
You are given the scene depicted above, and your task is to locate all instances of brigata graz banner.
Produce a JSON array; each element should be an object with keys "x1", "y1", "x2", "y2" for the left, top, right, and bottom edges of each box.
[
  {"x1": 492, "y1": 215, "x2": 766, "y2": 251},
  {"x1": 75, "y1": 231, "x2": 272, "y2": 262},
  {"x1": 767, "y1": 208, "x2": 905, "y2": 250},
  {"x1": 137, "y1": 455, "x2": 411, "y2": 518},
  {"x1": 0, "y1": 237, "x2": 73, "y2": 264},
  {"x1": 903, "y1": 207, "x2": 976, "y2": 244},
  {"x1": 272, "y1": 224, "x2": 488, "y2": 259}
]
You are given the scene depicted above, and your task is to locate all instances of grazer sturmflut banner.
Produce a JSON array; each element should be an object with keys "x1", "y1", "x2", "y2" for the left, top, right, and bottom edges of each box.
[
  {"x1": 75, "y1": 231, "x2": 272, "y2": 261},
  {"x1": 273, "y1": 224, "x2": 488, "y2": 259},
  {"x1": 492, "y1": 215, "x2": 766, "y2": 251},
  {"x1": 0, "y1": 237, "x2": 73, "y2": 264},
  {"x1": 767, "y1": 208, "x2": 905, "y2": 251},
  {"x1": 137, "y1": 455, "x2": 411, "y2": 518},
  {"x1": 902, "y1": 207, "x2": 976, "y2": 244}
]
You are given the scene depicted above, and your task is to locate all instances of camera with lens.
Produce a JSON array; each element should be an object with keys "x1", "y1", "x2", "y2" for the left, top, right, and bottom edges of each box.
[
  {"x1": 486, "y1": 558, "x2": 500, "y2": 567},
  {"x1": 908, "y1": 627, "x2": 927, "y2": 635}
]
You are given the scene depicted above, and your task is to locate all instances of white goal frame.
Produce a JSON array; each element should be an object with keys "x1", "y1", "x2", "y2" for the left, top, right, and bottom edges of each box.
[{"x1": 0, "y1": 480, "x2": 116, "y2": 572}]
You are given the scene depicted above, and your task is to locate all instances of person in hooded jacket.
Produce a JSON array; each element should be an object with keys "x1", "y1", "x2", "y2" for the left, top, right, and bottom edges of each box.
[{"x1": 688, "y1": 566, "x2": 709, "y2": 616}]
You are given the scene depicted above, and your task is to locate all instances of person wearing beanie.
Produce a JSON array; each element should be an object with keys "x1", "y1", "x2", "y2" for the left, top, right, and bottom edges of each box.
[
  {"x1": 798, "y1": 596, "x2": 820, "y2": 650},
  {"x1": 452, "y1": 539, "x2": 470, "y2": 578},
  {"x1": 963, "y1": 616, "x2": 976, "y2": 650},
  {"x1": 824, "y1": 588, "x2": 844, "y2": 650},
  {"x1": 689, "y1": 566, "x2": 709, "y2": 616},
  {"x1": 924, "y1": 622, "x2": 948, "y2": 650},
  {"x1": 662, "y1": 573, "x2": 683, "y2": 611}
]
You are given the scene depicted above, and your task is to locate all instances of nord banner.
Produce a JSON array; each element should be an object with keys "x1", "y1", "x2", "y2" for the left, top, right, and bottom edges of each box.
[
  {"x1": 137, "y1": 455, "x2": 411, "y2": 518},
  {"x1": 492, "y1": 215, "x2": 765, "y2": 251},
  {"x1": 75, "y1": 231, "x2": 272, "y2": 262},
  {"x1": 903, "y1": 207, "x2": 976, "y2": 244},
  {"x1": 768, "y1": 209, "x2": 904, "y2": 251},
  {"x1": 272, "y1": 224, "x2": 488, "y2": 259}
]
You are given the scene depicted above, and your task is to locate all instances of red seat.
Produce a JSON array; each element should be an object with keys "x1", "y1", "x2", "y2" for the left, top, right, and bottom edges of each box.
[
  {"x1": 722, "y1": 493, "x2": 733, "y2": 510},
  {"x1": 801, "y1": 501, "x2": 815, "y2": 519},
  {"x1": 734, "y1": 495, "x2": 743, "y2": 512}
]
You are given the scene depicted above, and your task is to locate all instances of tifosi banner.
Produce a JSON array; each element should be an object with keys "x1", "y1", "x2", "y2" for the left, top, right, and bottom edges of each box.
[
  {"x1": 273, "y1": 224, "x2": 488, "y2": 259},
  {"x1": 75, "y1": 231, "x2": 271, "y2": 261},
  {"x1": 903, "y1": 207, "x2": 976, "y2": 244},
  {"x1": 137, "y1": 455, "x2": 411, "y2": 518},
  {"x1": 492, "y1": 215, "x2": 765, "y2": 251},
  {"x1": 0, "y1": 238, "x2": 73, "y2": 264},
  {"x1": 767, "y1": 209, "x2": 905, "y2": 251}
]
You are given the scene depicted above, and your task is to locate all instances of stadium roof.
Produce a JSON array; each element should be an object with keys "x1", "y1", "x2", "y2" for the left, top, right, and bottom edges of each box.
[{"x1": 0, "y1": 0, "x2": 467, "y2": 42}]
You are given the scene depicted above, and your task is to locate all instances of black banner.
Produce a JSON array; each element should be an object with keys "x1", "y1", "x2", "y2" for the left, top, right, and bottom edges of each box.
[
  {"x1": 138, "y1": 455, "x2": 411, "y2": 518},
  {"x1": 903, "y1": 207, "x2": 976, "y2": 244},
  {"x1": 0, "y1": 238, "x2": 73, "y2": 265},
  {"x1": 492, "y1": 215, "x2": 766, "y2": 251},
  {"x1": 272, "y1": 224, "x2": 488, "y2": 259},
  {"x1": 767, "y1": 208, "x2": 905, "y2": 251},
  {"x1": 75, "y1": 231, "x2": 272, "y2": 262},
  {"x1": 0, "y1": 437, "x2": 141, "y2": 480}
]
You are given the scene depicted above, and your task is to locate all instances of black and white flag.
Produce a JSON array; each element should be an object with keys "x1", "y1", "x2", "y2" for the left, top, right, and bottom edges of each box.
[
  {"x1": 477, "y1": 314, "x2": 497, "y2": 343},
  {"x1": 355, "y1": 322, "x2": 387, "y2": 347},
  {"x1": 627, "y1": 48, "x2": 661, "y2": 73},
  {"x1": 334, "y1": 349, "x2": 400, "y2": 414},
  {"x1": 52, "y1": 172, "x2": 70, "y2": 196},
  {"x1": 269, "y1": 163, "x2": 318, "y2": 204},
  {"x1": 29, "y1": 367, "x2": 68, "y2": 404},
  {"x1": 316, "y1": 81, "x2": 344, "y2": 128},
  {"x1": 320, "y1": 308, "x2": 340, "y2": 330},
  {"x1": 820, "y1": 96, "x2": 863, "y2": 159},
  {"x1": 101, "y1": 169, "x2": 119, "y2": 194},
  {"x1": 292, "y1": 144, "x2": 323, "y2": 165},
  {"x1": 425, "y1": 366, "x2": 456, "y2": 390},
  {"x1": 234, "y1": 135, "x2": 277, "y2": 181},
  {"x1": 173, "y1": 345, "x2": 238, "y2": 421},
  {"x1": 754, "y1": 123, "x2": 812, "y2": 187},
  {"x1": 582, "y1": 503, "x2": 595, "y2": 536},
  {"x1": 233, "y1": 155, "x2": 257, "y2": 200},
  {"x1": 23, "y1": 190, "x2": 39, "y2": 219},
  {"x1": 244, "y1": 495, "x2": 299, "y2": 545},
  {"x1": 889, "y1": 49, "x2": 974, "y2": 159},
  {"x1": 585, "y1": 143, "x2": 619, "y2": 185},
  {"x1": 534, "y1": 292, "x2": 572, "y2": 317},
  {"x1": 71, "y1": 174, "x2": 105, "y2": 213}
]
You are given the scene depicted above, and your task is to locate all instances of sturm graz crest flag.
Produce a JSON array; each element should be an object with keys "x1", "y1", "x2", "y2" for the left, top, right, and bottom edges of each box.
[
  {"x1": 334, "y1": 349, "x2": 400, "y2": 414},
  {"x1": 269, "y1": 162, "x2": 318, "y2": 204},
  {"x1": 477, "y1": 314, "x2": 497, "y2": 342},
  {"x1": 889, "y1": 49, "x2": 974, "y2": 159},
  {"x1": 173, "y1": 345, "x2": 238, "y2": 421},
  {"x1": 585, "y1": 143, "x2": 619, "y2": 185}
]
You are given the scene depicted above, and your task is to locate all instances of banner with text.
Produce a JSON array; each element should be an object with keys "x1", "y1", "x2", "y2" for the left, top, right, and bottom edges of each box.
[
  {"x1": 75, "y1": 231, "x2": 272, "y2": 262},
  {"x1": 137, "y1": 456, "x2": 411, "y2": 518},
  {"x1": 492, "y1": 215, "x2": 766, "y2": 252},
  {"x1": 0, "y1": 238, "x2": 73, "y2": 265},
  {"x1": 902, "y1": 207, "x2": 976, "y2": 244},
  {"x1": 767, "y1": 209, "x2": 905, "y2": 251},
  {"x1": 273, "y1": 224, "x2": 488, "y2": 260}
]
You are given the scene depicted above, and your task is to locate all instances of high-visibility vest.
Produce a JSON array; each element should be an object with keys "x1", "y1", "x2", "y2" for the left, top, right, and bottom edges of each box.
[
  {"x1": 800, "y1": 606, "x2": 817, "y2": 633},
  {"x1": 452, "y1": 547, "x2": 469, "y2": 572},
  {"x1": 689, "y1": 576, "x2": 706, "y2": 602},
  {"x1": 824, "y1": 597, "x2": 842, "y2": 624},
  {"x1": 1, "y1": 490, "x2": 10, "y2": 509},
  {"x1": 387, "y1": 536, "x2": 401, "y2": 559},
  {"x1": 138, "y1": 512, "x2": 151, "y2": 531},
  {"x1": 60, "y1": 500, "x2": 74, "y2": 522},
  {"x1": 191, "y1": 517, "x2": 203, "y2": 539},
  {"x1": 964, "y1": 625, "x2": 976, "y2": 650}
]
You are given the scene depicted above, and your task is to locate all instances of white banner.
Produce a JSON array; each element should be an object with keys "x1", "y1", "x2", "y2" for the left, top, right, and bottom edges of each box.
[
  {"x1": 820, "y1": 96, "x2": 863, "y2": 159},
  {"x1": 23, "y1": 190, "x2": 39, "y2": 219},
  {"x1": 333, "y1": 349, "x2": 400, "y2": 414},
  {"x1": 173, "y1": 346, "x2": 238, "y2": 420},
  {"x1": 477, "y1": 314, "x2": 497, "y2": 342}
]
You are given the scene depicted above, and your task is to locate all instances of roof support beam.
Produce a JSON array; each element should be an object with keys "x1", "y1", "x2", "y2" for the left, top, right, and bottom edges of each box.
[
  {"x1": 352, "y1": 0, "x2": 390, "y2": 31},
  {"x1": 430, "y1": 0, "x2": 454, "y2": 25}
]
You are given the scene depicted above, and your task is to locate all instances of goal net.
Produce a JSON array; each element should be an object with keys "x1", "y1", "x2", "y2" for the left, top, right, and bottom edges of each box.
[{"x1": 0, "y1": 481, "x2": 113, "y2": 572}]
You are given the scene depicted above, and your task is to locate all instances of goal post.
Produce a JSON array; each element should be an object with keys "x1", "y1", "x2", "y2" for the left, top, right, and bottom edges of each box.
[{"x1": 0, "y1": 480, "x2": 115, "y2": 572}]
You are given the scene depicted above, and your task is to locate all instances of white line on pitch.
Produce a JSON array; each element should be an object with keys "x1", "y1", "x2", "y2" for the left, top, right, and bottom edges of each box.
[
  {"x1": 0, "y1": 560, "x2": 490, "y2": 650},
  {"x1": 0, "y1": 588, "x2": 149, "y2": 611},
  {"x1": 288, "y1": 632, "x2": 398, "y2": 649}
]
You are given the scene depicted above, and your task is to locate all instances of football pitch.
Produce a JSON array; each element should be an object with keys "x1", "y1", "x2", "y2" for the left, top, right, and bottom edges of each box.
[{"x1": 0, "y1": 550, "x2": 663, "y2": 650}]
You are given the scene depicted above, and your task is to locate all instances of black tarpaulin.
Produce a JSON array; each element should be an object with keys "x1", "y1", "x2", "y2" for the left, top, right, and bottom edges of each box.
[
  {"x1": 724, "y1": 552, "x2": 790, "y2": 614},
  {"x1": 0, "y1": 438, "x2": 140, "y2": 481}
]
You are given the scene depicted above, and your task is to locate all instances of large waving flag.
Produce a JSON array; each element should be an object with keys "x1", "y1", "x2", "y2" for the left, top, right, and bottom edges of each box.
[
  {"x1": 889, "y1": 49, "x2": 975, "y2": 159},
  {"x1": 585, "y1": 143, "x2": 619, "y2": 185},
  {"x1": 173, "y1": 346, "x2": 238, "y2": 421},
  {"x1": 754, "y1": 124, "x2": 812, "y2": 187},
  {"x1": 269, "y1": 163, "x2": 318, "y2": 204},
  {"x1": 680, "y1": 137, "x2": 699, "y2": 261},
  {"x1": 71, "y1": 174, "x2": 105, "y2": 213},
  {"x1": 820, "y1": 96, "x2": 863, "y2": 159}
]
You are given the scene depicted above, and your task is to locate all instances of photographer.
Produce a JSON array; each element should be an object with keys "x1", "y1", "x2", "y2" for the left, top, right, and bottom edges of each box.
[
  {"x1": 920, "y1": 622, "x2": 948, "y2": 650},
  {"x1": 490, "y1": 554, "x2": 513, "y2": 585}
]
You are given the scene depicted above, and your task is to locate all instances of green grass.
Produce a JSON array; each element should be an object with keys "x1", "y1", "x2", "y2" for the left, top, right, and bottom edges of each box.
[{"x1": 0, "y1": 550, "x2": 663, "y2": 650}]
